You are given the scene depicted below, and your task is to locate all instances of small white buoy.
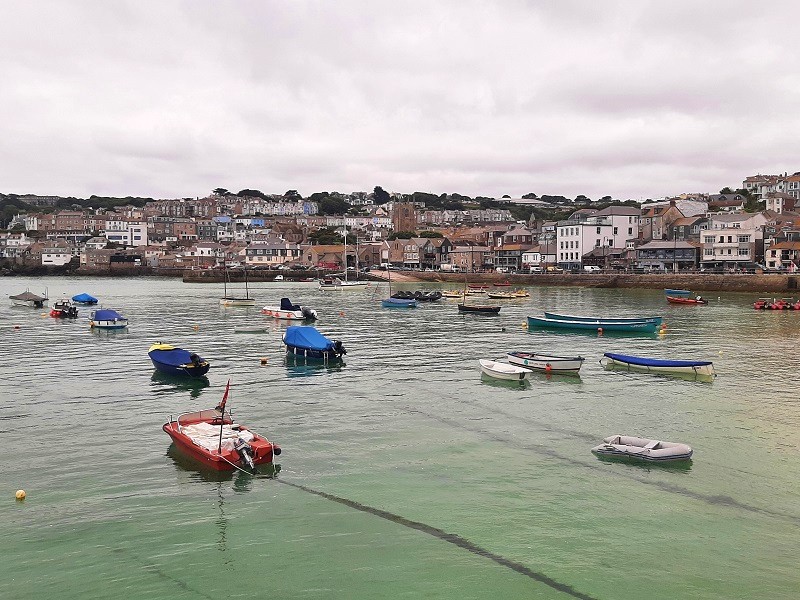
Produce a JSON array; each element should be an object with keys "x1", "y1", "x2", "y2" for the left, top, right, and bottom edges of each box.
[{"x1": 15, "y1": 489, "x2": 26, "y2": 500}]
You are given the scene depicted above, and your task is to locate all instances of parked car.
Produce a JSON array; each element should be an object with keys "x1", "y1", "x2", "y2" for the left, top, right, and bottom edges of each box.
[
  {"x1": 546, "y1": 266, "x2": 564, "y2": 273},
  {"x1": 528, "y1": 266, "x2": 544, "y2": 273},
  {"x1": 583, "y1": 265, "x2": 601, "y2": 272}
]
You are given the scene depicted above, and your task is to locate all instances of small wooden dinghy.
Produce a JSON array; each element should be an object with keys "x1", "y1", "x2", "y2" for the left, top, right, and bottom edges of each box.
[
  {"x1": 591, "y1": 435, "x2": 693, "y2": 462},
  {"x1": 602, "y1": 352, "x2": 714, "y2": 380},
  {"x1": 507, "y1": 351, "x2": 584, "y2": 373},
  {"x1": 459, "y1": 304, "x2": 501, "y2": 314},
  {"x1": 478, "y1": 359, "x2": 530, "y2": 381}
]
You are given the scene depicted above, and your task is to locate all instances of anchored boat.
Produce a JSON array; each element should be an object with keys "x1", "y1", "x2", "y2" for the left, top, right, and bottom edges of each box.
[
  {"x1": 50, "y1": 299, "x2": 79, "y2": 318},
  {"x1": 149, "y1": 343, "x2": 210, "y2": 377},
  {"x1": 602, "y1": 352, "x2": 715, "y2": 380},
  {"x1": 261, "y1": 297, "x2": 318, "y2": 320},
  {"x1": 667, "y1": 295, "x2": 708, "y2": 305},
  {"x1": 591, "y1": 435, "x2": 693, "y2": 462},
  {"x1": 90, "y1": 309, "x2": 128, "y2": 329},
  {"x1": 282, "y1": 325, "x2": 346, "y2": 361},
  {"x1": 479, "y1": 359, "x2": 530, "y2": 381},
  {"x1": 163, "y1": 380, "x2": 281, "y2": 472},
  {"x1": 543, "y1": 311, "x2": 663, "y2": 326},
  {"x1": 507, "y1": 351, "x2": 584, "y2": 373},
  {"x1": 529, "y1": 316, "x2": 658, "y2": 333},
  {"x1": 72, "y1": 293, "x2": 98, "y2": 305},
  {"x1": 9, "y1": 290, "x2": 48, "y2": 308}
]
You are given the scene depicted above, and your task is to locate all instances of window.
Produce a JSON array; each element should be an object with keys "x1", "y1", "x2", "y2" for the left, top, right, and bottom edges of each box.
[
  {"x1": 596, "y1": 227, "x2": 601, "y2": 234},
  {"x1": 628, "y1": 228, "x2": 633, "y2": 235},
  {"x1": 738, "y1": 248, "x2": 750, "y2": 256},
  {"x1": 738, "y1": 235, "x2": 750, "y2": 243},
  {"x1": 719, "y1": 236, "x2": 724, "y2": 243},
  {"x1": 728, "y1": 236, "x2": 733, "y2": 243},
  {"x1": 613, "y1": 227, "x2": 618, "y2": 235},
  {"x1": 704, "y1": 248, "x2": 713, "y2": 255}
]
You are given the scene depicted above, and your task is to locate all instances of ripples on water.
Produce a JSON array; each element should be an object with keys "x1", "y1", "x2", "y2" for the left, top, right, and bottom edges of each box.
[{"x1": 2, "y1": 277, "x2": 800, "y2": 599}]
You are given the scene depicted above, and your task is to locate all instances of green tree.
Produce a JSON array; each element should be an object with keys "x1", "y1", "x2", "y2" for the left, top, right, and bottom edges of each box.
[
  {"x1": 418, "y1": 230, "x2": 443, "y2": 238},
  {"x1": 373, "y1": 186, "x2": 391, "y2": 205},
  {"x1": 318, "y1": 196, "x2": 350, "y2": 215},
  {"x1": 237, "y1": 189, "x2": 268, "y2": 200},
  {"x1": 284, "y1": 190, "x2": 302, "y2": 200},
  {"x1": 213, "y1": 188, "x2": 231, "y2": 196},
  {"x1": 719, "y1": 187, "x2": 734, "y2": 195},
  {"x1": 388, "y1": 231, "x2": 415, "y2": 240}
]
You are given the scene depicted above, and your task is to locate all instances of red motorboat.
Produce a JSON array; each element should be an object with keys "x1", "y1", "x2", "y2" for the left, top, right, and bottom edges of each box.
[
  {"x1": 667, "y1": 295, "x2": 708, "y2": 305},
  {"x1": 493, "y1": 281, "x2": 512, "y2": 287},
  {"x1": 163, "y1": 381, "x2": 281, "y2": 471}
]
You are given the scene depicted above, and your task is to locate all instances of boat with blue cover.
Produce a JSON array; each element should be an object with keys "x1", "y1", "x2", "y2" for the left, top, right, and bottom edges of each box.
[
  {"x1": 528, "y1": 315, "x2": 659, "y2": 332},
  {"x1": 90, "y1": 309, "x2": 128, "y2": 329},
  {"x1": 664, "y1": 289, "x2": 691, "y2": 297},
  {"x1": 148, "y1": 343, "x2": 210, "y2": 377},
  {"x1": 601, "y1": 352, "x2": 714, "y2": 380},
  {"x1": 382, "y1": 297, "x2": 418, "y2": 308},
  {"x1": 282, "y1": 326, "x2": 346, "y2": 361},
  {"x1": 543, "y1": 311, "x2": 662, "y2": 326},
  {"x1": 72, "y1": 293, "x2": 98, "y2": 305}
]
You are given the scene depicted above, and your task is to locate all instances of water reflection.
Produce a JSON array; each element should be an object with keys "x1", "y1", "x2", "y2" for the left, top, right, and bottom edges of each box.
[
  {"x1": 479, "y1": 373, "x2": 531, "y2": 390},
  {"x1": 592, "y1": 453, "x2": 694, "y2": 472},
  {"x1": 166, "y1": 443, "x2": 281, "y2": 483},
  {"x1": 284, "y1": 355, "x2": 346, "y2": 377},
  {"x1": 151, "y1": 371, "x2": 210, "y2": 398}
]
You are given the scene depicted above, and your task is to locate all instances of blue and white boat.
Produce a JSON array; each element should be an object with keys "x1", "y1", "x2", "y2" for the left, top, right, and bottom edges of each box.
[
  {"x1": 601, "y1": 352, "x2": 715, "y2": 380},
  {"x1": 528, "y1": 315, "x2": 659, "y2": 333},
  {"x1": 543, "y1": 311, "x2": 662, "y2": 326},
  {"x1": 664, "y1": 289, "x2": 691, "y2": 297},
  {"x1": 72, "y1": 293, "x2": 98, "y2": 305},
  {"x1": 382, "y1": 297, "x2": 418, "y2": 308},
  {"x1": 90, "y1": 309, "x2": 128, "y2": 329},
  {"x1": 148, "y1": 343, "x2": 210, "y2": 377},
  {"x1": 282, "y1": 326, "x2": 346, "y2": 361}
]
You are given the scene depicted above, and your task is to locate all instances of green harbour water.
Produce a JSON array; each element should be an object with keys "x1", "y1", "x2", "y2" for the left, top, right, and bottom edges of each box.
[{"x1": 2, "y1": 276, "x2": 799, "y2": 599}]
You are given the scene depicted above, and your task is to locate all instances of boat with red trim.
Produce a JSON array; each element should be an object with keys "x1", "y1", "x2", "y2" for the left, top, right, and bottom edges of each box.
[
  {"x1": 163, "y1": 380, "x2": 281, "y2": 472},
  {"x1": 667, "y1": 295, "x2": 708, "y2": 305}
]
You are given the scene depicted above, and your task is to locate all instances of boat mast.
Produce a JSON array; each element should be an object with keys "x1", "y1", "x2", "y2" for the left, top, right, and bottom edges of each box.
[{"x1": 343, "y1": 227, "x2": 348, "y2": 282}]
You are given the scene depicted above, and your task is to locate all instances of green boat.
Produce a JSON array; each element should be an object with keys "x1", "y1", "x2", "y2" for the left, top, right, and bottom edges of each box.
[
  {"x1": 543, "y1": 311, "x2": 663, "y2": 326},
  {"x1": 528, "y1": 315, "x2": 660, "y2": 333}
]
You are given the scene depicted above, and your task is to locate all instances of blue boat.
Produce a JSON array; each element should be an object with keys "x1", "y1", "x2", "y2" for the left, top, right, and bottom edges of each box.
[
  {"x1": 90, "y1": 309, "x2": 128, "y2": 329},
  {"x1": 543, "y1": 311, "x2": 663, "y2": 326},
  {"x1": 148, "y1": 343, "x2": 210, "y2": 377},
  {"x1": 528, "y1": 315, "x2": 659, "y2": 333},
  {"x1": 602, "y1": 352, "x2": 714, "y2": 380},
  {"x1": 664, "y1": 289, "x2": 691, "y2": 297},
  {"x1": 382, "y1": 297, "x2": 418, "y2": 308},
  {"x1": 72, "y1": 293, "x2": 98, "y2": 305},
  {"x1": 282, "y1": 326, "x2": 346, "y2": 361}
]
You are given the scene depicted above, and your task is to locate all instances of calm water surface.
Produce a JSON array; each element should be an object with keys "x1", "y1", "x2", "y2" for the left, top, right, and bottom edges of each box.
[{"x1": 2, "y1": 277, "x2": 799, "y2": 599}]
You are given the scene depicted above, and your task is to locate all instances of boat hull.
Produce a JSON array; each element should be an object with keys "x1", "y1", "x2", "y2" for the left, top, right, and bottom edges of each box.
[
  {"x1": 382, "y1": 298, "x2": 418, "y2": 308},
  {"x1": 667, "y1": 296, "x2": 707, "y2": 305},
  {"x1": 591, "y1": 435, "x2": 693, "y2": 462},
  {"x1": 285, "y1": 345, "x2": 344, "y2": 360},
  {"x1": 602, "y1": 352, "x2": 714, "y2": 379},
  {"x1": 507, "y1": 352, "x2": 584, "y2": 372},
  {"x1": 529, "y1": 316, "x2": 658, "y2": 332},
  {"x1": 459, "y1": 304, "x2": 501, "y2": 314},
  {"x1": 220, "y1": 297, "x2": 256, "y2": 307},
  {"x1": 543, "y1": 311, "x2": 662, "y2": 326},
  {"x1": 479, "y1": 359, "x2": 529, "y2": 381},
  {"x1": 261, "y1": 307, "x2": 307, "y2": 320},
  {"x1": 150, "y1": 358, "x2": 210, "y2": 377}
]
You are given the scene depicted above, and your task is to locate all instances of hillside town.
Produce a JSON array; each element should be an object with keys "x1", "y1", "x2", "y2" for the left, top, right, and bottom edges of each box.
[{"x1": 2, "y1": 171, "x2": 800, "y2": 275}]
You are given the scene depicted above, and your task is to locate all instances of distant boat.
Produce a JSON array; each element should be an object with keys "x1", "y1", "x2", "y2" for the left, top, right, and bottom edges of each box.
[
  {"x1": 49, "y1": 298, "x2": 79, "y2": 319},
  {"x1": 319, "y1": 276, "x2": 370, "y2": 290},
  {"x1": 591, "y1": 435, "x2": 693, "y2": 462},
  {"x1": 479, "y1": 359, "x2": 530, "y2": 381},
  {"x1": 220, "y1": 265, "x2": 255, "y2": 307},
  {"x1": 459, "y1": 304, "x2": 501, "y2": 314},
  {"x1": 441, "y1": 290, "x2": 464, "y2": 298},
  {"x1": 282, "y1": 325, "x2": 347, "y2": 361},
  {"x1": 543, "y1": 311, "x2": 663, "y2": 326},
  {"x1": 149, "y1": 343, "x2": 210, "y2": 377},
  {"x1": 601, "y1": 352, "x2": 715, "y2": 380},
  {"x1": 72, "y1": 293, "x2": 98, "y2": 305},
  {"x1": 528, "y1": 316, "x2": 658, "y2": 332},
  {"x1": 664, "y1": 289, "x2": 692, "y2": 297},
  {"x1": 667, "y1": 295, "x2": 708, "y2": 305},
  {"x1": 9, "y1": 289, "x2": 48, "y2": 308},
  {"x1": 90, "y1": 309, "x2": 128, "y2": 329},
  {"x1": 163, "y1": 380, "x2": 281, "y2": 472},
  {"x1": 507, "y1": 351, "x2": 584, "y2": 373},
  {"x1": 261, "y1": 297, "x2": 318, "y2": 320},
  {"x1": 382, "y1": 262, "x2": 416, "y2": 308}
]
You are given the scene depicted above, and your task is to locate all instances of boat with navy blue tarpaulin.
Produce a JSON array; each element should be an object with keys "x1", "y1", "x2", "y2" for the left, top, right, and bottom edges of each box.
[
  {"x1": 282, "y1": 325, "x2": 346, "y2": 361},
  {"x1": 148, "y1": 343, "x2": 211, "y2": 377},
  {"x1": 601, "y1": 352, "x2": 714, "y2": 380},
  {"x1": 72, "y1": 293, "x2": 98, "y2": 305},
  {"x1": 90, "y1": 309, "x2": 128, "y2": 329}
]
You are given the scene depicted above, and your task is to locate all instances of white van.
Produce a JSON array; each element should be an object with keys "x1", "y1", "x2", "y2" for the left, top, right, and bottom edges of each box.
[{"x1": 583, "y1": 265, "x2": 601, "y2": 272}]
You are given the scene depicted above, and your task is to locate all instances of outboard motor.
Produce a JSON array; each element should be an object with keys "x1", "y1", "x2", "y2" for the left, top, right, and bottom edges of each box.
[
  {"x1": 333, "y1": 340, "x2": 347, "y2": 356},
  {"x1": 233, "y1": 437, "x2": 256, "y2": 471},
  {"x1": 301, "y1": 307, "x2": 318, "y2": 321},
  {"x1": 189, "y1": 353, "x2": 201, "y2": 367}
]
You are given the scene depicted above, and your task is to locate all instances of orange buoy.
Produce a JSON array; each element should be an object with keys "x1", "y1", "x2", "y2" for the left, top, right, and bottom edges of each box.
[
  {"x1": 339, "y1": 311, "x2": 345, "y2": 317},
  {"x1": 545, "y1": 364, "x2": 552, "y2": 372}
]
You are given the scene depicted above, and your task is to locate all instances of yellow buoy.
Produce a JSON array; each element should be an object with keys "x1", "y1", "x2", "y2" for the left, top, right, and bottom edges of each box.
[{"x1": 15, "y1": 489, "x2": 26, "y2": 500}]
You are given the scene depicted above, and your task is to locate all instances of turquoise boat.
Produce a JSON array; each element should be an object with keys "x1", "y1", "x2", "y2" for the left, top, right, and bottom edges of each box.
[
  {"x1": 664, "y1": 289, "x2": 691, "y2": 297},
  {"x1": 543, "y1": 311, "x2": 663, "y2": 326},
  {"x1": 528, "y1": 315, "x2": 660, "y2": 333}
]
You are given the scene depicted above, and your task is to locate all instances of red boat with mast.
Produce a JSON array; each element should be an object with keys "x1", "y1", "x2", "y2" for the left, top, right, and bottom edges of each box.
[{"x1": 163, "y1": 380, "x2": 281, "y2": 472}]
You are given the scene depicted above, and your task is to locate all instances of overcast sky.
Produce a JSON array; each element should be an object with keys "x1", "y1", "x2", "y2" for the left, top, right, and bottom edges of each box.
[{"x1": 2, "y1": 1, "x2": 799, "y2": 201}]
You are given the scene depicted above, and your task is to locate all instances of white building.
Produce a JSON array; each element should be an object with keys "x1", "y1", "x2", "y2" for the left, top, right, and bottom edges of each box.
[
  {"x1": 104, "y1": 219, "x2": 148, "y2": 247},
  {"x1": 700, "y1": 212, "x2": 768, "y2": 268},
  {"x1": 556, "y1": 206, "x2": 640, "y2": 269}
]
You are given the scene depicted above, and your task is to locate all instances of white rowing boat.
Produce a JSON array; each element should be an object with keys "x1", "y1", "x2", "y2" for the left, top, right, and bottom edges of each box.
[
  {"x1": 507, "y1": 351, "x2": 584, "y2": 373},
  {"x1": 591, "y1": 435, "x2": 693, "y2": 462},
  {"x1": 478, "y1": 359, "x2": 530, "y2": 381}
]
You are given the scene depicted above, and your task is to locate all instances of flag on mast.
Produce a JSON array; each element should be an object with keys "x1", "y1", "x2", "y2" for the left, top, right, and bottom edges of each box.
[{"x1": 216, "y1": 379, "x2": 230, "y2": 412}]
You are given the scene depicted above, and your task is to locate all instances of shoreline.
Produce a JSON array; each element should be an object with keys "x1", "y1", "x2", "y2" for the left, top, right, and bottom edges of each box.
[{"x1": 4, "y1": 266, "x2": 800, "y2": 293}]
